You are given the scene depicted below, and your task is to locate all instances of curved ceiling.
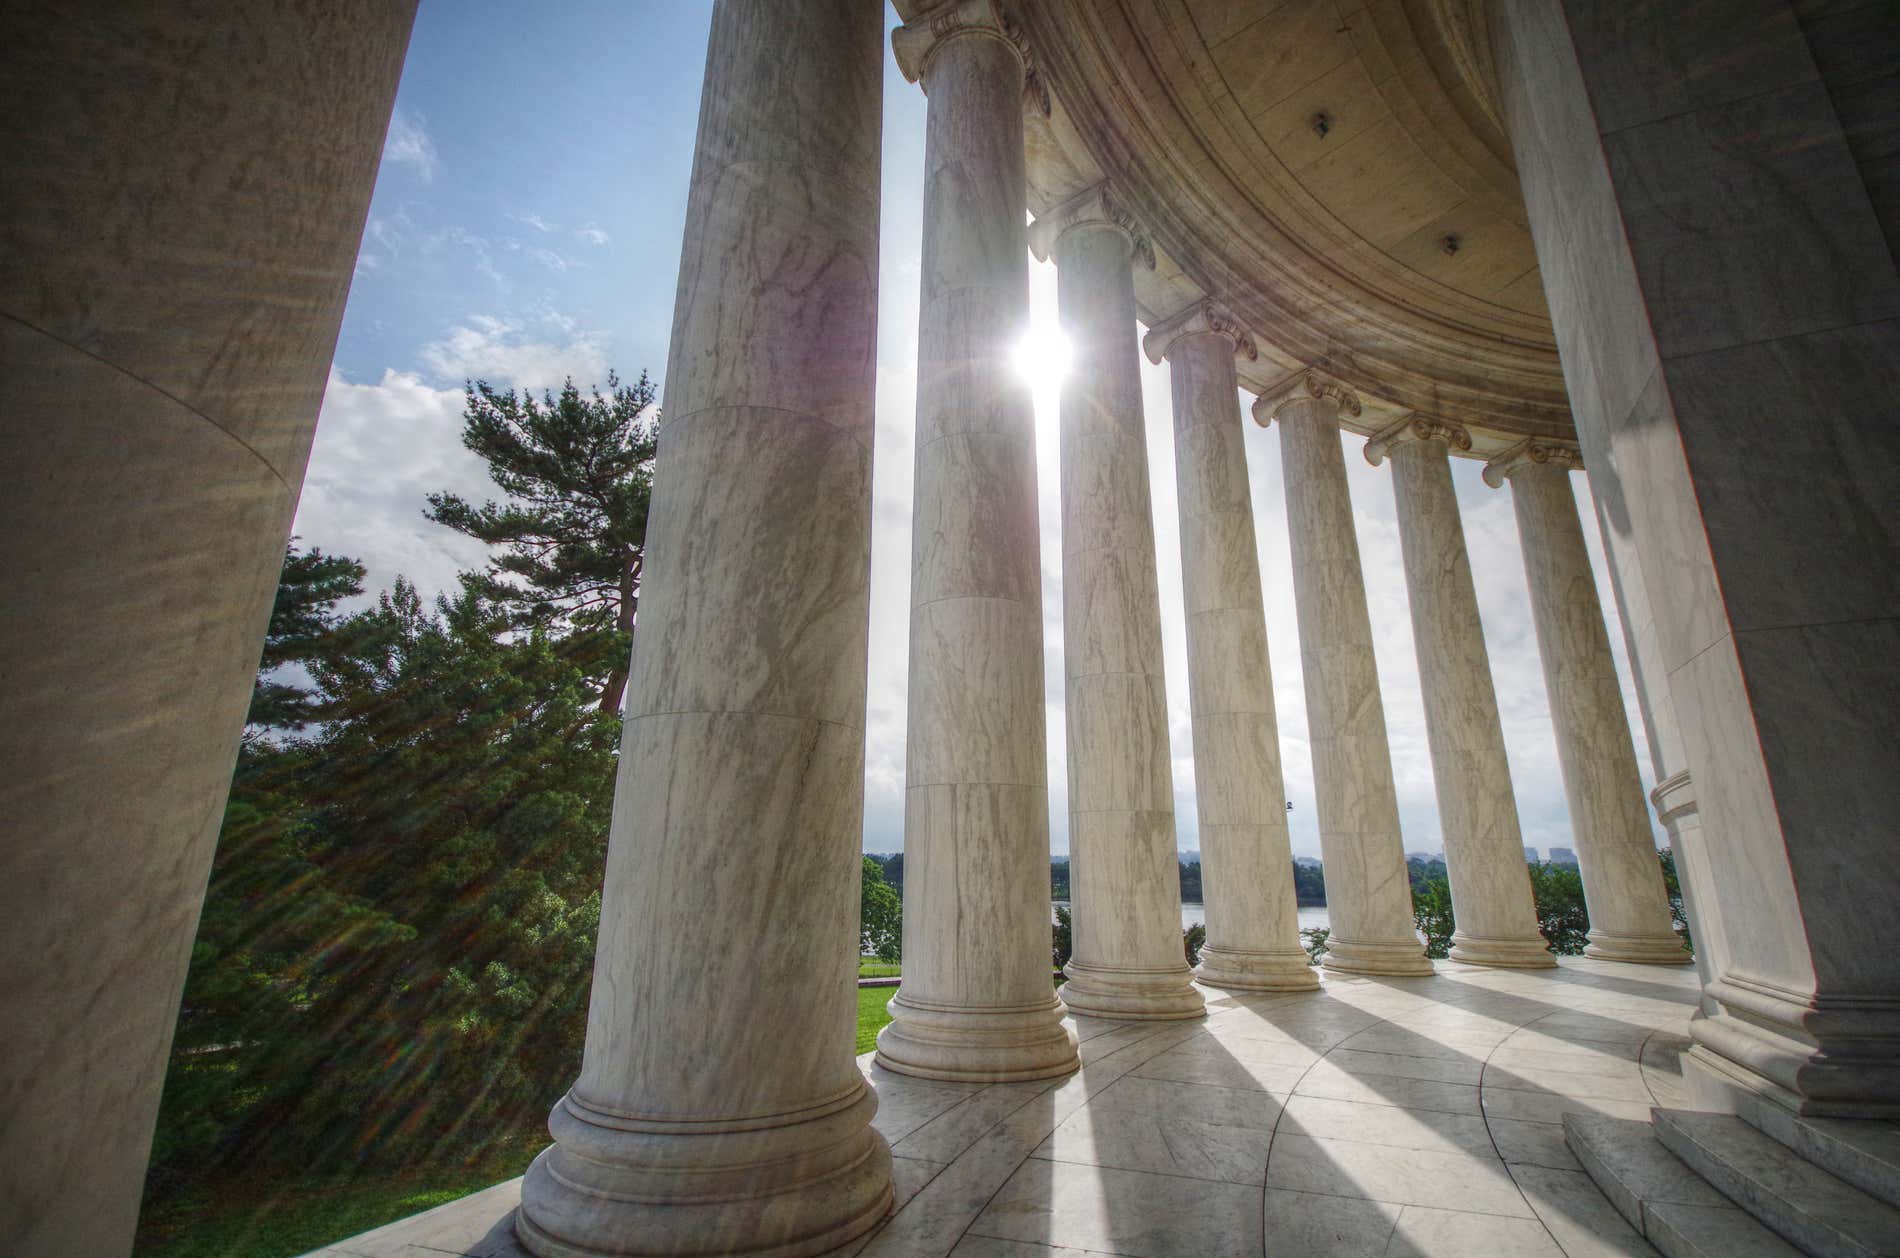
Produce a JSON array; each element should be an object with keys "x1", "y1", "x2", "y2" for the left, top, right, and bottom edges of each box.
[{"x1": 897, "y1": 0, "x2": 1577, "y2": 454}]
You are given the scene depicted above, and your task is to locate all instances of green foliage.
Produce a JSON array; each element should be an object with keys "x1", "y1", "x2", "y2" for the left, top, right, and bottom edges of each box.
[
  {"x1": 1300, "y1": 926, "x2": 1330, "y2": 964},
  {"x1": 246, "y1": 543, "x2": 366, "y2": 730},
  {"x1": 1412, "y1": 878, "x2": 1456, "y2": 959},
  {"x1": 1292, "y1": 861, "x2": 1326, "y2": 905},
  {"x1": 1050, "y1": 858, "x2": 1071, "y2": 900},
  {"x1": 1052, "y1": 905, "x2": 1073, "y2": 970},
  {"x1": 1526, "y1": 862, "x2": 1592, "y2": 955},
  {"x1": 1179, "y1": 860, "x2": 1203, "y2": 902},
  {"x1": 1659, "y1": 847, "x2": 1694, "y2": 956},
  {"x1": 860, "y1": 856, "x2": 902, "y2": 962},
  {"x1": 1406, "y1": 856, "x2": 1449, "y2": 895},
  {"x1": 1183, "y1": 922, "x2": 1206, "y2": 967},
  {"x1": 425, "y1": 374, "x2": 659, "y2": 712}
]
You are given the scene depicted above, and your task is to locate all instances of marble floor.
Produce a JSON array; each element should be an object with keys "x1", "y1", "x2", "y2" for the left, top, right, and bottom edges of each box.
[{"x1": 309, "y1": 958, "x2": 1700, "y2": 1258}]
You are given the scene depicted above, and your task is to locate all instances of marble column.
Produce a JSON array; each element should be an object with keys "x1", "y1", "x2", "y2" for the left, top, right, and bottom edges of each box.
[
  {"x1": 514, "y1": 5, "x2": 893, "y2": 1255},
  {"x1": 1483, "y1": 439, "x2": 1688, "y2": 965},
  {"x1": 1027, "y1": 186, "x2": 1203, "y2": 1019},
  {"x1": 1256, "y1": 377, "x2": 1432, "y2": 976},
  {"x1": 0, "y1": 5, "x2": 414, "y2": 1254},
  {"x1": 875, "y1": 0, "x2": 1079, "y2": 1083},
  {"x1": 1143, "y1": 303, "x2": 1317, "y2": 992},
  {"x1": 1366, "y1": 419, "x2": 1552, "y2": 968}
]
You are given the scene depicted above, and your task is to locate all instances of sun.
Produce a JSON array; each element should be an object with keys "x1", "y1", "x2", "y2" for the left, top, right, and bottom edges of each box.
[{"x1": 1011, "y1": 322, "x2": 1073, "y2": 392}]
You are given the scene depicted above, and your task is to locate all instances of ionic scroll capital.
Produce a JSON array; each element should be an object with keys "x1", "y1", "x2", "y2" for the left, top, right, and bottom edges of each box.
[
  {"x1": 1363, "y1": 414, "x2": 1473, "y2": 466},
  {"x1": 1252, "y1": 372, "x2": 1362, "y2": 428},
  {"x1": 1141, "y1": 299, "x2": 1258, "y2": 365},
  {"x1": 1027, "y1": 181, "x2": 1156, "y2": 271},
  {"x1": 892, "y1": 0, "x2": 1051, "y2": 116},
  {"x1": 1480, "y1": 437, "x2": 1584, "y2": 488}
]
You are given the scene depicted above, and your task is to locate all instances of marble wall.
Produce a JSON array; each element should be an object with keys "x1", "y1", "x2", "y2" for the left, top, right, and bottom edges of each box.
[{"x1": 1493, "y1": 0, "x2": 1900, "y2": 1113}]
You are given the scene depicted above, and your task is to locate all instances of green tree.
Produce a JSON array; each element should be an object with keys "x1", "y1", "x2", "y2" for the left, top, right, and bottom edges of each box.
[
  {"x1": 1183, "y1": 922, "x2": 1206, "y2": 966},
  {"x1": 1659, "y1": 848, "x2": 1694, "y2": 956},
  {"x1": 1300, "y1": 926, "x2": 1330, "y2": 964},
  {"x1": 861, "y1": 856, "x2": 902, "y2": 962},
  {"x1": 1052, "y1": 905, "x2": 1073, "y2": 971},
  {"x1": 1412, "y1": 878, "x2": 1456, "y2": 959},
  {"x1": 1526, "y1": 862, "x2": 1592, "y2": 955},
  {"x1": 246, "y1": 542, "x2": 366, "y2": 730},
  {"x1": 426, "y1": 373, "x2": 660, "y2": 712}
]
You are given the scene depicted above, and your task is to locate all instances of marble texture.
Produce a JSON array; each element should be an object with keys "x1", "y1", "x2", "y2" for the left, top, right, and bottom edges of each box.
[
  {"x1": 1484, "y1": 445, "x2": 1687, "y2": 967},
  {"x1": 1257, "y1": 379, "x2": 1431, "y2": 977},
  {"x1": 1041, "y1": 188, "x2": 1201, "y2": 1022},
  {"x1": 313, "y1": 959, "x2": 1705, "y2": 1258},
  {"x1": 877, "y1": 1, "x2": 1078, "y2": 1084},
  {"x1": 1493, "y1": 0, "x2": 1900, "y2": 1114},
  {"x1": 1374, "y1": 425, "x2": 1552, "y2": 969},
  {"x1": 514, "y1": 5, "x2": 892, "y2": 1255},
  {"x1": 0, "y1": 5, "x2": 415, "y2": 1255},
  {"x1": 1142, "y1": 302, "x2": 1315, "y2": 993}
]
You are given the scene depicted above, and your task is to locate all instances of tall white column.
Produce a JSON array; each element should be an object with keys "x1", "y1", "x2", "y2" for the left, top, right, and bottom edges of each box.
[
  {"x1": 1144, "y1": 303, "x2": 1316, "y2": 992},
  {"x1": 1483, "y1": 439, "x2": 1689, "y2": 965},
  {"x1": 875, "y1": 0, "x2": 1079, "y2": 1083},
  {"x1": 1366, "y1": 419, "x2": 1551, "y2": 968},
  {"x1": 1256, "y1": 377, "x2": 1432, "y2": 976},
  {"x1": 514, "y1": 5, "x2": 894, "y2": 1255},
  {"x1": 1028, "y1": 185, "x2": 1202, "y2": 1020}
]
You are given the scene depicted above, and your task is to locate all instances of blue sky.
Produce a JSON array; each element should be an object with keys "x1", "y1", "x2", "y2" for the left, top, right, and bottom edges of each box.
[{"x1": 298, "y1": 2, "x2": 1664, "y2": 861}]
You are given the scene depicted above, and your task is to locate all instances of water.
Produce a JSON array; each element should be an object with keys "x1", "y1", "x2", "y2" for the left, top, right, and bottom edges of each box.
[{"x1": 1053, "y1": 901, "x2": 1329, "y2": 932}]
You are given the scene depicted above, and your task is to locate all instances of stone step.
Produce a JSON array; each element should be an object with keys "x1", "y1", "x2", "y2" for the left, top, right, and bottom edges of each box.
[
  {"x1": 1565, "y1": 1112, "x2": 1801, "y2": 1257},
  {"x1": 1740, "y1": 1099, "x2": 1900, "y2": 1212},
  {"x1": 1653, "y1": 1109, "x2": 1900, "y2": 1258}
]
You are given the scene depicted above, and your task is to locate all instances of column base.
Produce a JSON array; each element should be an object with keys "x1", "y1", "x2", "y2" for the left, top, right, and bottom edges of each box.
[
  {"x1": 874, "y1": 989, "x2": 1080, "y2": 1083},
  {"x1": 1583, "y1": 929, "x2": 1692, "y2": 965},
  {"x1": 1321, "y1": 937, "x2": 1435, "y2": 977},
  {"x1": 515, "y1": 1083, "x2": 892, "y2": 1258},
  {"x1": 1448, "y1": 931, "x2": 1556, "y2": 968},
  {"x1": 1194, "y1": 945, "x2": 1320, "y2": 992},
  {"x1": 1059, "y1": 959, "x2": 1206, "y2": 1020},
  {"x1": 1682, "y1": 977, "x2": 1900, "y2": 1117}
]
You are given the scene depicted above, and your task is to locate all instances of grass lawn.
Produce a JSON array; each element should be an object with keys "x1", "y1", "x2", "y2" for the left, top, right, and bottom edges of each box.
[
  {"x1": 133, "y1": 1137, "x2": 541, "y2": 1258},
  {"x1": 857, "y1": 959, "x2": 900, "y2": 978},
  {"x1": 856, "y1": 983, "x2": 895, "y2": 1055}
]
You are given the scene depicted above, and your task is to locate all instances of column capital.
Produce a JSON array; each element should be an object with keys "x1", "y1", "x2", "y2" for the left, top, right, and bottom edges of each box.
[
  {"x1": 1481, "y1": 436, "x2": 1583, "y2": 487},
  {"x1": 1251, "y1": 372, "x2": 1362, "y2": 428},
  {"x1": 1027, "y1": 181, "x2": 1156, "y2": 270},
  {"x1": 1363, "y1": 414, "x2": 1472, "y2": 466},
  {"x1": 1141, "y1": 298, "x2": 1258, "y2": 364},
  {"x1": 892, "y1": 0, "x2": 1051, "y2": 116}
]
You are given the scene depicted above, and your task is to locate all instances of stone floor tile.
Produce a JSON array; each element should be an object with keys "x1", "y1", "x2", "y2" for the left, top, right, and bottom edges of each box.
[
  {"x1": 1494, "y1": 1031, "x2": 1643, "y2": 1061},
  {"x1": 892, "y1": 1081, "x2": 1059, "y2": 1163},
  {"x1": 970, "y1": 1157, "x2": 1265, "y2": 1258},
  {"x1": 1259, "y1": 1187, "x2": 1402, "y2": 1255},
  {"x1": 1086, "y1": 1073, "x2": 1285, "y2": 1130},
  {"x1": 1036, "y1": 1103, "x2": 1272, "y2": 1184},
  {"x1": 1488, "y1": 1045, "x2": 1653, "y2": 1079},
  {"x1": 1481, "y1": 1088, "x2": 1655, "y2": 1125},
  {"x1": 873, "y1": 1077, "x2": 997, "y2": 1145},
  {"x1": 948, "y1": 1237, "x2": 1105, "y2": 1258},
  {"x1": 1386, "y1": 1204, "x2": 1567, "y2": 1257},
  {"x1": 1320, "y1": 1046, "x2": 1485, "y2": 1085},
  {"x1": 1482, "y1": 1062, "x2": 1659, "y2": 1102},
  {"x1": 1130, "y1": 1046, "x2": 1306, "y2": 1094},
  {"x1": 1487, "y1": 1116, "x2": 1583, "y2": 1171},
  {"x1": 1335, "y1": 1025, "x2": 1507, "y2": 1061},
  {"x1": 1293, "y1": 1062, "x2": 1483, "y2": 1115},
  {"x1": 1265, "y1": 1133, "x2": 1533, "y2": 1218},
  {"x1": 1278, "y1": 1093, "x2": 1496, "y2": 1157},
  {"x1": 1508, "y1": 1163, "x2": 1661, "y2": 1258}
]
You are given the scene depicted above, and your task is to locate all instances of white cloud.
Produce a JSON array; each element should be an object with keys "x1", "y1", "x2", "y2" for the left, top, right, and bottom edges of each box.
[
  {"x1": 514, "y1": 212, "x2": 552, "y2": 232},
  {"x1": 381, "y1": 110, "x2": 438, "y2": 182},
  {"x1": 293, "y1": 368, "x2": 494, "y2": 606},
  {"x1": 576, "y1": 223, "x2": 611, "y2": 246},
  {"x1": 417, "y1": 315, "x2": 611, "y2": 391}
]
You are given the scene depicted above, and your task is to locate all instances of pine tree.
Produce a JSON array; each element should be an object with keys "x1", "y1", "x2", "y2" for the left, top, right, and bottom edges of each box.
[{"x1": 425, "y1": 373, "x2": 659, "y2": 712}]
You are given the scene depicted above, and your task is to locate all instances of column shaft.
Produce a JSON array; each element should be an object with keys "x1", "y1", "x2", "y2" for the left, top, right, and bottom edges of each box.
[
  {"x1": 1260, "y1": 384, "x2": 1431, "y2": 976},
  {"x1": 1495, "y1": 454, "x2": 1687, "y2": 965},
  {"x1": 0, "y1": 5, "x2": 414, "y2": 1253},
  {"x1": 876, "y1": 4, "x2": 1079, "y2": 1083},
  {"x1": 1379, "y1": 432, "x2": 1551, "y2": 967},
  {"x1": 516, "y1": 4, "x2": 894, "y2": 1254},
  {"x1": 1043, "y1": 202, "x2": 1201, "y2": 1019}
]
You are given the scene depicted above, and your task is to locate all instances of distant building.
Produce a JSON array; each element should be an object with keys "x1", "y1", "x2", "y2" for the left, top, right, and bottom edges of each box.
[
  {"x1": 1523, "y1": 846, "x2": 1539, "y2": 862},
  {"x1": 1549, "y1": 847, "x2": 1578, "y2": 865}
]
